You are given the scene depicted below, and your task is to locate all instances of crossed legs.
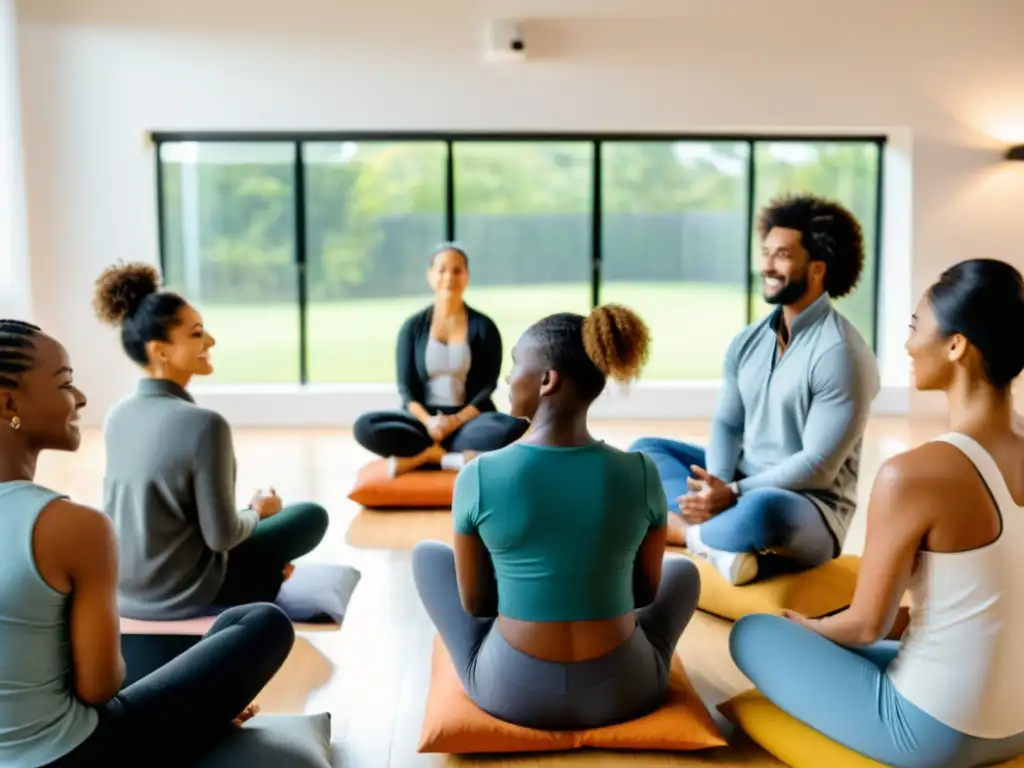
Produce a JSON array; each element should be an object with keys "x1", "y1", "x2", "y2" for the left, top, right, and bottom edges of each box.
[
  {"x1": 47, "y1": 603, "x2": 295, "y2": 766},
  {"x1": 629, "y1": 437, "x2": 837, "y2": 584},
  {"x1": 354, "y1": 409, "x2": 529, "y2": 475},
  {"x1": 410, "y1": 540, "x2": 700, "y2": 730}
]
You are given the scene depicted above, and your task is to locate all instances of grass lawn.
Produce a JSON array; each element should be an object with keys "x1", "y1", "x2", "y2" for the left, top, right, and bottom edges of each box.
[{"x1": 195, "y1": 282, "x2": 755, "y2": 385}]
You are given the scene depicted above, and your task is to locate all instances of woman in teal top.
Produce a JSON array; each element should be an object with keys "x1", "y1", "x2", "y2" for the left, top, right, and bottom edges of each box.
[
  {"x1": 0, "y1": 319, "x2": 293, "y2": 766},
  {"x1": 412, "y1": 305, "x2": 702, "y2": 730}
]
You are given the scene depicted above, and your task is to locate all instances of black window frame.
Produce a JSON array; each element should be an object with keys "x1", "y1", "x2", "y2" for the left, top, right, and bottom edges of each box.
[{"x1": 151, "y1": 131, "x2": 886, "y2": 385}]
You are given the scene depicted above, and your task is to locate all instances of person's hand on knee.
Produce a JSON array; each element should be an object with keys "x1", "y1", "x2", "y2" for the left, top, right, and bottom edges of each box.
[{"x1": 250, "y1": 488, "x2": 283, "y2": 519}]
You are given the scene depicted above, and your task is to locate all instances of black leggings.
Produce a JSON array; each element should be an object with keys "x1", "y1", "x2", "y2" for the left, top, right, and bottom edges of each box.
[
  {"x1": 46, "y1": 603, "x2": 294, "y2": 766},
  {"x1": 353, "y1": 408, "x2": 529, "y2": 458},
  {"x1": 214, "y1": 502, "x2": 329, "y2": 606}
]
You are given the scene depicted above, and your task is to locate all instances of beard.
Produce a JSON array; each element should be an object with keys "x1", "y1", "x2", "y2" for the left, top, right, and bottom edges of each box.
[{"x1": 763, "y1": 270, "x2": 810, "y2": 305}]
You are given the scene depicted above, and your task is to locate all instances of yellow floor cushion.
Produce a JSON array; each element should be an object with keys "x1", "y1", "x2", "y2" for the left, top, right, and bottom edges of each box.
[
  {"x1": 418, "y1": 635, "x2": 726, "y2": 754},
  {"x1": 719, "y1": 690, "x2": 1024, "y2": 768},
  {"x1": 668, "y1": 549, "x2": 861, "y2": 621},
  {"x1": 347, "y1": 459, "x2": 456, "y2": 509}
]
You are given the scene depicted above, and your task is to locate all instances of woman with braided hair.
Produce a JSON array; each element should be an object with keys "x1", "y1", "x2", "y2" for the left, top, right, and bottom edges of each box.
[
  {"x1": 0, "y1": 320, "x2": 294, "y2": 766},
  {"x1": 412, "y1": 305, "x2": 701, "y2": 731}
]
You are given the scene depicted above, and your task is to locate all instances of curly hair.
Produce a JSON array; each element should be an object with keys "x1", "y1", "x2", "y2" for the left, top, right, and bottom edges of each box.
[
  {"x1": 757, "y1": 193, "x2": 865, "y2": 299},
  {"x1": 93, "y1": 262, "x2": 186, "y2": 366},
  {"x1": 0, "y1": 319, "x2": 42, "y2": 389},
  {"x1": 526, "y1": 304, "x2": 651, "y2": 402}
]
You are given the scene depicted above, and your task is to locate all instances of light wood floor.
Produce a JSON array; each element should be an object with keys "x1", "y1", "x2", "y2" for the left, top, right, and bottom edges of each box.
[{"x1": 34, "y1": 417, "x2": 950, "y2": 766}]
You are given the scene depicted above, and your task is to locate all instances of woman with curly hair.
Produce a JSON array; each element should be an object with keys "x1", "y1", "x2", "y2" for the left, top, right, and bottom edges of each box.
[
  {"x1": 412, "y1": 305, "x2": 701, "y2": 731},
  {"x1": 93, "y1": 263, "x2": 329, "y2": 620},
  {"x1": 630, "y1": 193, "x2": 880, "y2": 587}
]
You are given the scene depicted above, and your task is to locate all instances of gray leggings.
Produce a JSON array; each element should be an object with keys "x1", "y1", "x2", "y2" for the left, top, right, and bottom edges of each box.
[{"x1": 411, "y1": 541, "x2": 701, "y2": 730}]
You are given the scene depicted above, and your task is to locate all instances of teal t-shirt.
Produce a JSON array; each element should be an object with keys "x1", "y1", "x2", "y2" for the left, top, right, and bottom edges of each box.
[{"x1": 452, "y1": 440, "x2": 668, "y2": 622}]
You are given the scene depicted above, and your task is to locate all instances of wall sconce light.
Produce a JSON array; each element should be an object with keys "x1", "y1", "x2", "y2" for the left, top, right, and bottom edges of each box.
[{"x1": 1006, "y1": 145, "x2": 1024, "y2": 161}]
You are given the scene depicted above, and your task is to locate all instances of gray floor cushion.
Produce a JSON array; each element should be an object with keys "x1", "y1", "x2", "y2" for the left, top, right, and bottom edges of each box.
[{"x1": 193, "y1": 712, "x2": 332, "y2": 767}]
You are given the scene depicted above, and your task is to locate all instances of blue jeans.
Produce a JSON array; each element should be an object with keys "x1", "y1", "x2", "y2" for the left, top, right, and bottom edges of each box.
[
  {"x1": 628, "y1": 437, "x2": 837, "y2": 573},
  {"x1": 730, "y1": 614, "x2": 1024, "y2": 768}
]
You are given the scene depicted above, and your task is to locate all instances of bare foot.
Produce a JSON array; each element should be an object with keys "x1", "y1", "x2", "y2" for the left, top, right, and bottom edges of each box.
[
  {"x1": 392, "y1": 444, "x2": 447, "y2": 476},
  {"x1": 421, "y1": 443, "x2": 447, "y2": 464},
  {"x1": 233, "y1": 702, "x2": 260, "y2": 727},
  {"x1": 667, "y1": 514, "x2": 689, "y2": 547}
]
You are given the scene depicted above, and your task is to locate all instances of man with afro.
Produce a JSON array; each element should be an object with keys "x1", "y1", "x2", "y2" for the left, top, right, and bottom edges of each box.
[{"x1": 631, "y1": 193, "x2": 880, "y2": 585}]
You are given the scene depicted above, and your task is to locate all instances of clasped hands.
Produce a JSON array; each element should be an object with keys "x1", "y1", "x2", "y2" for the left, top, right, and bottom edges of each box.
[
  {"x1": 676, "y1": 465, "x2": 737, "y2": 524},
  {"x1": 426, "y1": 413, "x2": 461, "y2": 443}
]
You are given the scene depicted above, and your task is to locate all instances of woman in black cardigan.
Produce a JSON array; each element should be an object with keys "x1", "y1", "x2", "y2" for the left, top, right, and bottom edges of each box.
[{"x1": 354, "y1": 245, "x2": 529, "y2": 475}]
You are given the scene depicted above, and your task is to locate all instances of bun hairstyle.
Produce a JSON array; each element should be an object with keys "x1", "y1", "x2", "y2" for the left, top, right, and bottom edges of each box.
[
  {"x1": 928, "y1": 258, "x2": 1024, "y2": 390},
  {"x1": 527, "y1": 304, "x2": 651, "y2": 403},
  {"x1": 93, "y1": 262, "x2": 187, "y2": 367}
]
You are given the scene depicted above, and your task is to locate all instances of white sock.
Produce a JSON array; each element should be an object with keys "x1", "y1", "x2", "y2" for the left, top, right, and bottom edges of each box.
[
  {"x1": 440, "y1": 453, "x2": 467, "y2": 471},
  {"x1": 685, "y1": 526, "x2": 758, "y2": 586}
]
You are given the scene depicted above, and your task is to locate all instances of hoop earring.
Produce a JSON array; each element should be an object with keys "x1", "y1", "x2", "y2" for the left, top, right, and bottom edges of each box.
[{"x1": 10, "y1": 415, "x2": 21, "y2": 430}]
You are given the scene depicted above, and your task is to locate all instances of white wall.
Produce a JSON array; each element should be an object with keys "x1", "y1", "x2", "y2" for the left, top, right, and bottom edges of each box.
[
  {"x1": 1, "y1": 0, "x2": 30, "y2": 319},
  {"x1": 15, "y1": 0, "x2": 1024, "y2": 427}
]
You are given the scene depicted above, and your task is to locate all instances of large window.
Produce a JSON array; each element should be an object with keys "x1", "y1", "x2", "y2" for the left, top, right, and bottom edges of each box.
[
  {"x1": 159, "y1": 142, "x2": 299, "y2": 385},
  {"x1": 749, "y1": 142, "x2": 882, "y2": 345},
  {"x1": 155, "y1": 133, "x2": 884, "y2": 386},
  {"x1": 302, "y1": 141, "x2": 447, "y2": 382},
  {"x1": 454, "y1": 141, "x2": 593, "y2": 376},
  {"x1": 600, "y1": 141, "x2": 750, "y2": 380}
]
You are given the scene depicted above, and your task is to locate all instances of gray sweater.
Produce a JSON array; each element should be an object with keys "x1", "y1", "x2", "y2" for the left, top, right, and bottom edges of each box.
[
  {"x1": 705, "y1": 294, "x2": 880, "y2": 547},
  {"x1": 102, "y1": 378, "x2": 259, "y2": 619}
]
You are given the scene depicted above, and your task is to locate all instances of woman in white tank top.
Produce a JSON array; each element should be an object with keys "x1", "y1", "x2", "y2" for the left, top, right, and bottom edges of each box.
[{"x1": 729, "y1": 258, "x2": 1024, "y2": 768}]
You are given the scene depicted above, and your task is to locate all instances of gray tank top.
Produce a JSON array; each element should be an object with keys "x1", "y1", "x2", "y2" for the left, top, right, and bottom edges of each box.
[
  {"x1": 424, "y1": 336, "x2": 472, "y2": 407},
  {"x1": 0, "y1": 481, "x2": 98, "y2": 764}
]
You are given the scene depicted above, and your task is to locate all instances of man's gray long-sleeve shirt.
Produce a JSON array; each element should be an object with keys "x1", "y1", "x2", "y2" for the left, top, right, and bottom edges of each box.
[
  {"x1": 102, "y1": 378, "x2": 259, "y2": 619},
  {"x1": 705, "y1": 294, "x2": 880, "y2": 548}
]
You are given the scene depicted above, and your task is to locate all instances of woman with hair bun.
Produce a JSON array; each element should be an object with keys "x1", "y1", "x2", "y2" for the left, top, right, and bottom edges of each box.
[
  {"x1": 730, "y1": 259, "x2": 1024, "y2": 767},
  {"x1": 412, "y1": 305, "x2": 701, "y2": 731},
  {"x1": 93, "y1": 262, "x2": 329, "y2": 620}
]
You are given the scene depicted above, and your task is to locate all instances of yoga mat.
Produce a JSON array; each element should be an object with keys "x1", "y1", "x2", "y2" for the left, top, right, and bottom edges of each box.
[{"x1": 345, "y1": 509, "x2": 453, "y2": 550}]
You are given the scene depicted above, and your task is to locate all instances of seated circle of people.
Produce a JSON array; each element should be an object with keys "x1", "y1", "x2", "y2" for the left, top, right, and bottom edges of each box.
[
  {"x1": 353, "y1": 244, "x2": 529, "y2": 476},
  {"x1": 0, "y1": 319, "x2": 295, "y2": 767},
  {"x1": 92, "y1": 263, "x2": 330, "y2": 620},
  {"x1": 729, "y1": 258, "x2": 1024, "y2": 768},
  {"x1": 412, "y1": 304, "x2": 702, "y2": 731},
  {"x1": 631, "y1": 193, "x2": 881, "y2": 586}
]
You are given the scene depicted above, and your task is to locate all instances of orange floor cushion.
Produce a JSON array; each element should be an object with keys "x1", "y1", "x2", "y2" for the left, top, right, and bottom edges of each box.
[
  {"x1": 672, "y1": 550, "x2": 861, "y2": 622},
  {"x1": 347, "y1": 459, "x2": 456, "y2": 509},
  {"x1": 418, "y1": 635, "x2": 726, "y2": 754}
]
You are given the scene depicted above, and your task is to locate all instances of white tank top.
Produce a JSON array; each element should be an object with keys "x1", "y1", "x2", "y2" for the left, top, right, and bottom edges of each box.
[{"x1": 887, "y1": 432, "x2": 1024, "y2": 739}]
